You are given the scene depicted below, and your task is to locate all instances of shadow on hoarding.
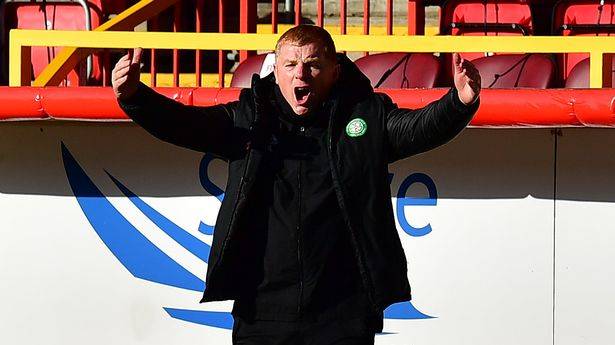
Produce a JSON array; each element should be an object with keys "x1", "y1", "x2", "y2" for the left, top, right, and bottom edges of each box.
[{"x1": 0, "y1": 123, "x2": 613, "y2": 202}]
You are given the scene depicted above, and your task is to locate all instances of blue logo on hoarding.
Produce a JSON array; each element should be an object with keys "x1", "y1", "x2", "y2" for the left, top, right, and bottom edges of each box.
[
  {"x1": 396, "y1": 173, "x2": 438, "y2": 237},
  {"x1": 61, "y1": 144, "x2": 435, "y2": 331}
]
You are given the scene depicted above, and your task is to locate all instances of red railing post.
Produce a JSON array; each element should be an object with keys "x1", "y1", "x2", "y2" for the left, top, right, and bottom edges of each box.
[
  {"x1": 317, "y1": 0, "x2": 324, "y2": 27},
  {"x1": 240, "y1": 0, "x2": 257, "y2": 61},
  {"x1": 363, "y1": 0, "x2": 370, "y2": 35},
  {"x1": 150, "y1": 16, "x2": 158, "y2": 87},
  {"x1": 172, "y1": 3, "x2": 181, "y2": 87},
  {"x1": 363, "y1": 0, "x2": 370, "y2": 56},
  {"x1": 340, "y1": 0, "x2": 347, "y2": 34},
  {"x1": 272, "y1": 0, "x2": 279, "y2": 33},
  {"x1": 386, "y1": 0, "x2": 393, "y2": 35},
  {"x1": 196, "y1": 0, "x2": 204, "y2": 87},
  {"x1": 102, "y1": 50, "x2": 110, "y2": 86},
  {"x1": 407, "y1": 0, "x2": 425, "y2": 35},
  {"x1": 294, "y1": 0, "x2": 301, "y2": 25},
  {"x1": 218, "y1": 0, "x2": 225, "y2": 87}
]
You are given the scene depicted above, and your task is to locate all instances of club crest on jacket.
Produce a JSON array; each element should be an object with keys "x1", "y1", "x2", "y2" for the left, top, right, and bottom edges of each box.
[{"x1": 346, "y1": 118, "x2": 367, "y2": 137}]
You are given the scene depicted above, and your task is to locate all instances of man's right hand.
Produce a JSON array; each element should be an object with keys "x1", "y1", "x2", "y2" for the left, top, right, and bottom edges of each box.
[{"x1": 112, "y1": 48, "x2": 143, "y2": 100}]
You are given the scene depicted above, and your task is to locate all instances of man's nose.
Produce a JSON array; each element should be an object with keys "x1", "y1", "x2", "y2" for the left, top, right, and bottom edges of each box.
[{"x1": 294, "y1": 62, "x2": 308, "y2": 79}]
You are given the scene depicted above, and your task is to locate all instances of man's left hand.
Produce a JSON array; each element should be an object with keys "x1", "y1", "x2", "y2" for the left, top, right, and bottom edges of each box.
[{"x1": 453, "y1": 53, "x2": 481, "y2": 105}]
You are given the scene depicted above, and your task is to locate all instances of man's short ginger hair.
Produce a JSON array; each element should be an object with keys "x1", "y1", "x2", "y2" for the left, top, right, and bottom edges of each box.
[{"x1": 275, "y1": 25, "x2": 337, "y2": 62}]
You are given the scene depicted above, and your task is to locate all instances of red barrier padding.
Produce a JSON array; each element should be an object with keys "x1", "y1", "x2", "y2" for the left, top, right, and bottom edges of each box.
[
  {"x1": 154, "y1": 88, "x2": 195, "y2": 106},
  {"x1": 568, "y1": 89, "x2": 615, "y2": 126},
  {"x1": 192, "y1": 88, "x2": 242, "y2": 107},
  {"x1": 216, "y1": 88, "x2": 243, "y2": 105},
  {"x1": 41, "y1": 87, "x2": 125, "y2": 120},
  {"x1": 192, "y1": 88, "x2": 219, "y2": 107},
  {"x1": 373, "y1": 88, "x2": 615, "y2": 127},
  {"x1": 0, "y1": 87, "x2": 614, "y2": 127},
  {"x1": 0, "y1": 88, "x2": 46, "y2": 120}
]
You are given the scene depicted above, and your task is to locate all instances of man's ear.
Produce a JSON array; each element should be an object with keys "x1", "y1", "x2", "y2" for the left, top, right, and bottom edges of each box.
[{"x1": 273, "y1": 64, "x2": 279, "y2": 84}]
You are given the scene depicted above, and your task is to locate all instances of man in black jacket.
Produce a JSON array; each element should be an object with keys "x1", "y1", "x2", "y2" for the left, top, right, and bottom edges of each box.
[{"x1": 113, "y1": 25, "x2": 480, "y2": 345}]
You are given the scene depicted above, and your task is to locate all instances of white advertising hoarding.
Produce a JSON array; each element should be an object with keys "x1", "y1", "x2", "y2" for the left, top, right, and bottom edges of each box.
[{"x1": 0, "y1": 123, "x2": 608, "y2": 344}]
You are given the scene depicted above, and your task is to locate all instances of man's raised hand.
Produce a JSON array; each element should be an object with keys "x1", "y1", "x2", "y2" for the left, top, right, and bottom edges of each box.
[
  {"x1": 112, "y1": 48, "x2": 143, "y2": 100},
  {"x1": 453, "y1": 52, "x2": 481, "y2": 105}
]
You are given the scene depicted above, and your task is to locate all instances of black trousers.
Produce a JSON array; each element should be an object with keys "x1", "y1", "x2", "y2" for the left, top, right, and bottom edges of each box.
[{"x1": 232, "y1": 316, "x2": 376, "y2": 345}]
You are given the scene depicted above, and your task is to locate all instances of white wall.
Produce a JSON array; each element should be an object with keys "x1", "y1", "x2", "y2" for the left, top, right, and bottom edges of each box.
[{"x1": 0, "y1": 123, "x2": 609, "y2": 345}]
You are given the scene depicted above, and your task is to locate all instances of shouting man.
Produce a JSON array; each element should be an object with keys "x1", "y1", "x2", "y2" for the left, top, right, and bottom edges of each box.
[{"x1": 113, "y1": 25, "x2": 481, "y2": 345}]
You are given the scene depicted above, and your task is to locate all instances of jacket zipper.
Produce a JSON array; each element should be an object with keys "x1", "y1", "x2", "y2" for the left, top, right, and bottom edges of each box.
[
  {"x1": 202, "y1": 129, "x2": 255, "y2": 301},
  {"x1": 296, "y1": 126, "x2": 304, "y2": 314},
  {"x1": 325, "y1": 106, "x2": 379, "y2": 313}
]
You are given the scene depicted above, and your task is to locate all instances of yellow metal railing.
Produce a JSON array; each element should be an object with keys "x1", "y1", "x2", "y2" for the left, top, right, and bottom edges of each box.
[
  {"x1": 31, "y1": 0, "x2": 180, "y2": 87},
  {"x1": 10, "y1": 29, "x2": 615, "y2": 88}
]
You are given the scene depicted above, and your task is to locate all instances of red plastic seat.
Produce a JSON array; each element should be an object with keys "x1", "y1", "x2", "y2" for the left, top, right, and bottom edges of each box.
[
  {"x1": 440, "y1": 0, "x2": 534, "y2": 62},
  {"x1": 553, "y1": 0, "x2": 615, "y2": 36},
  {"x1": 439, "y1": 0, "x2": 535, "y2": 86},
  {"x1": 230, "y1": 53, "x2": 274, "y2": 88},
  {"x1": 354, "y1": 53, "x2": 440, "y2": 88},
  {"x1": 564, "y1": 56, "x2": 615, "y2": 88},
  {"x1": 473, "y1": 54, "x2": 555, "y2": 88},
  {"x1": 441, "y1": 0, "x2": 534, "y2": 36},
  {"x1": 553, "y1": 0, "x2": 615, "y2": 84},
  {"x1": 4, "y1": 1, "x2": 104, "y2": 86}
]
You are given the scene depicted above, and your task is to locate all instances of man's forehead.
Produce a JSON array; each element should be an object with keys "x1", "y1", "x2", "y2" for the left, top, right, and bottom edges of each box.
[{"x1": 277, "y1": 42, "x2": 326, "y2": 60}]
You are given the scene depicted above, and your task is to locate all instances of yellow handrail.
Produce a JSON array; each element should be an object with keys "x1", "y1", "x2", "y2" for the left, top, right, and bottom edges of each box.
[
  {"x1": 32, "y1": 0, "x2": 180, "y2": 87},
  {"x1": 10, "y1": 29, "x2": 615, "y2": 88}
]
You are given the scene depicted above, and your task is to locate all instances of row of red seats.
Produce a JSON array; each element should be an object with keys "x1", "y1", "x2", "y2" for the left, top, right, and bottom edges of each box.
[
  {"x1": 230, "y1": 51, "x2": 600, "y2": 89},
  {"x1": 442, "y1": 0, "x2": 615, "y2": 87},
  {"x1": 2, "y1": 0, "x2": 614, "y2": 88},
  {"x1": 235, "y1": 0, "x2": 613, "y2": 89},
  {"x1": 1, "y1": 0, "x2": 127, "y2": 86}
]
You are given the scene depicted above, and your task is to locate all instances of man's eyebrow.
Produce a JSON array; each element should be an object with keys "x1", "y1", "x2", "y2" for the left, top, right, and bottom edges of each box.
[
  {"x1": 281, "y1": 56, "x2": 321, "y2": 64},
  {"x1": 303, "y1": 57, "x2": 320, "y2": 63}
]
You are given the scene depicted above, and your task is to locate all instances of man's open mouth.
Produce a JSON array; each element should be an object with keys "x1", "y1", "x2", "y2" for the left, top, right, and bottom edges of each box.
[{"x1": 294, "y1": 86, "x2": 312, "y2": 104}]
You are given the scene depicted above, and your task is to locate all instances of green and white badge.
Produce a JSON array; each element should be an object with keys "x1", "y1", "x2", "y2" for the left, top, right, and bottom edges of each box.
[{"x1": 345, "y1": 118, "x2": 367, "y2": 137}]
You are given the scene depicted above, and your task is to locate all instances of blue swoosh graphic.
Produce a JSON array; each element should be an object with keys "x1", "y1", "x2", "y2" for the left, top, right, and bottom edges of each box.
[
  {"x1": 384, "y1": 302, "x2": 434, "y2": 319},
  {"x1": 106, "y1": 172, "x2": 211, "y2": 263},
  {"x1": 198, "y1": 154, "x2": 225, "y2": 235},
  {"x1": 198, "y1": 222, "x2": 215, "y2": 235},
  {"x1": 164, "y1": 302, "x2": 433, "y2": 329},
  {"x1": 164, "y1": 308, "x2": 234, "y2": 329},
  {"x1": 61, "y1": 143, "x2": 205, "y2": 292},
  {"x1": 62, "y1": 144, "x2": 433, "y2": 329},
  {"x1": 199, "y1": 154, "x2": 225, "y2": 202}
]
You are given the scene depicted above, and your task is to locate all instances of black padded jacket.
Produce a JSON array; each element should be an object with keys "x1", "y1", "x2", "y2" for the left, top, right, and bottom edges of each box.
[{"x1": 118, "y1": 54, "x2": 479, "y2": 321}]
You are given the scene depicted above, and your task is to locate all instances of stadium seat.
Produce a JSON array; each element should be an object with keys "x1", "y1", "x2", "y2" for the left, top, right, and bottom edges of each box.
[
  {"x1": 553, "y1": 0, "x2": 615, "y2": 36},
  {"x1": 230, "y1": 53, "x2": 275, "y2": 88},
  {"x1": 553, "y1": 0, "x2": 615, "y2": 84},
  {"x1": 4, "y1": 1, "x2": 104, "y2": 86},
  {"x1": 354, "y1": 53, "x2": 440, "y2": 88},
  {"x1": 439, "y1": 0, "x2": 535, "y2": 86},
  {"x1": 564, "y1": 55, "x2": 615, "y2": 88},
  {"x1": 441, "y1": 0, "x2": 534, "y2": 37},
  {"x1": 473, "y1": 53, "x2": 555, "y2": 88}
]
